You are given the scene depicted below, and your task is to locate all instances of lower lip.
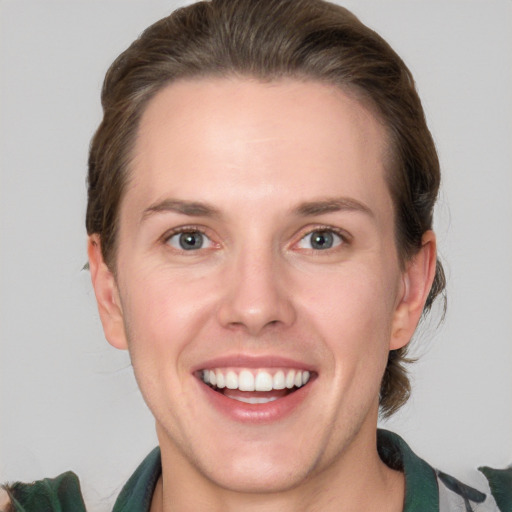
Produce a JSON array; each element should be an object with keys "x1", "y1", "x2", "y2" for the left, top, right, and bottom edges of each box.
[{"x1": 198, "y1": 379, "x2": 314, "y2": 424}]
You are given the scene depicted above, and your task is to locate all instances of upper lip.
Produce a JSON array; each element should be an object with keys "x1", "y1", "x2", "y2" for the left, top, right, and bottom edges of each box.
[{"x1": 192, "y1": 354, "x2": 317, "y2": 372}]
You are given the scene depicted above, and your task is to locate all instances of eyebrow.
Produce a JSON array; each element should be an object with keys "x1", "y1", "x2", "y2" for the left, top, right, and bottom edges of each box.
[
  {"x1": 294, "y1": 197, "x2": 374, "y2": 218},
  {"x1": 141, "y1": 199, "x2": 221, "y2": 221},
  {"x1": 141, "y1": 196, "x2": 373, "y2": 222}
]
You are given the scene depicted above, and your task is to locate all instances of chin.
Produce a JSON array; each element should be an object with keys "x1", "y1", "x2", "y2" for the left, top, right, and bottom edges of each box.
[
  {"x1": 158, "y1": 420, "x2": 321, "y2": 495},
  {"x1": 202, "y1": 455, "x2": 314, "y2": 494}
]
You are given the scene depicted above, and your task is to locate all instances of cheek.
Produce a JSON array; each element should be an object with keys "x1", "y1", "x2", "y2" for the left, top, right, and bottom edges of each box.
[
  {"x1": 118, "y1": 271, "x2": 211, "y2": 411},
  {"x1": 119, "y1": 266, "x2": 218, "y2": 355},
  {"x1": 297, "y1": 262, "x2": 400, "y2": 357}
]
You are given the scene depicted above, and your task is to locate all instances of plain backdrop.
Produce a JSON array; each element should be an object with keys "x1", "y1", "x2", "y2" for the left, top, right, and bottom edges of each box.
[{"x1": 1, "y1": 1, "x2": 511, "y2": 510}]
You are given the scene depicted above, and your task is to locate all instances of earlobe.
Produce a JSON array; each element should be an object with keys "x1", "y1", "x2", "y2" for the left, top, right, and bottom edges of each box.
[
  {"x1": 87, "y1": 235, "x2": 128, "y2": 350},
  {"x1": 390, "y1": 231, "x2": 437, "y2": 350}
]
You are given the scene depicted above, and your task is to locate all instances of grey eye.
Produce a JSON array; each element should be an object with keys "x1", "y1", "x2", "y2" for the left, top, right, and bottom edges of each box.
[
  {"x1": 298, "y1": 230, "x2": 342, "y2": 250},
  {"x1": 167, "y1": 231, "x2": 212, "y2": 251}
]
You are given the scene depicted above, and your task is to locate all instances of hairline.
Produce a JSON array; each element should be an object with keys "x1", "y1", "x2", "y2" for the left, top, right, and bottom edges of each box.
[{"x1": 104, "y1": 72, "x2": 401, "y2": 274}]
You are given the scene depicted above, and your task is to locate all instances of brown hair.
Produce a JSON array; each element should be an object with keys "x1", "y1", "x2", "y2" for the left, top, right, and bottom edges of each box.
[{"x1": 86, "y1": 0, "x2": 446, "y2": 417}]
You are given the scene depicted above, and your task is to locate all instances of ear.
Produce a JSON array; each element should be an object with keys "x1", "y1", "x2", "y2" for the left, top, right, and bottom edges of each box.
[
  {"x1": 390, "y1": 231, "x2": 437, "y2": 350},
  {"x1": 87, "y1": 235, "x2": 128, "y2": 350}
]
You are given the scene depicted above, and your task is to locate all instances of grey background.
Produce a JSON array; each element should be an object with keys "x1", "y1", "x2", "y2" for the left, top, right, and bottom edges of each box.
[{"x1": 1, "y1": 1, "x2": 511, "y2": 510}]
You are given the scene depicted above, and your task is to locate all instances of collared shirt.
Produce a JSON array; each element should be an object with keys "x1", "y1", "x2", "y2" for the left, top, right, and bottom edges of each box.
[{"x1": 4, "y1": 430, "x2": 511, "y2": 511}]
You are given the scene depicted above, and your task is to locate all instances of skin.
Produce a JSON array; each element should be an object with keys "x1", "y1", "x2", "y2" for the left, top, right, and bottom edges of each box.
[
  {"x1": 88, "y1": 78, "x2": 436, "y2": 512},
  {"x1": 0, "y1": 489, "x2": 10, "y2": 510}
]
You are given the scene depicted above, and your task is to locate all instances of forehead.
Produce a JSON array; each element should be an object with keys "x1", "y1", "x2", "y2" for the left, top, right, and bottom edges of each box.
[{"x1": 125, "y1": 77, "x2": 392, "y2": 221}]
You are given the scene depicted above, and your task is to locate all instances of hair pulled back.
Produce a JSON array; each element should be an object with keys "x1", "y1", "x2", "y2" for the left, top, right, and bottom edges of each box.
[{"x1": 86, "y1": 0, "x2": 446, "y2": 417}]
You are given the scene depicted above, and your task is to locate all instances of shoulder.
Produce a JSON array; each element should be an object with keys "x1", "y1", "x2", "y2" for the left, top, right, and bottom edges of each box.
[
  {"x1": 1, "y1": 448, "x2": 161, "y2": 512},
  {"x1": 477, "y1": 466, "x2": 512, "y2": 512},
  {"x1": 436, "y1": 467, "x2": 512, "y2": 512},
  {"x1": 1, "y1": 472, "x2": 86, "y2": 512},
  {"x1": 378, "y1": 430, "x2": 512, "y2": 512}
]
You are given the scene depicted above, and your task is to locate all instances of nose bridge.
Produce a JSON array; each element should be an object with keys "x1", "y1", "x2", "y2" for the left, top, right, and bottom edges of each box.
[{"x1": 217, "y1": 237, "x2": 295, "y2": 334}]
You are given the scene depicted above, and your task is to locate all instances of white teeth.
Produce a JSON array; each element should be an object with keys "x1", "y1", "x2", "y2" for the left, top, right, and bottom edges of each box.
[
  {"x1": 238, "y1": 370, "x2": 255, "y2": 391},
  {"x1": 285, "y1": 370, "x2": 296, "y2": 389},
  {"x1": 216, "y1": 370, "x2": 225, "y2": 388},
  {"x1": 226, "y1": 371, "x2": 238, "y2": 389},
  {"x1": 273, "y1": 371, "x2": 286, "y2": 390},
  {"x1": 254, "y1": 371, "x2": 273, "y2": 392},
  {"x1": 202, "y1": 368, "x2": 312, "y2": 392},
  {"x1": 227, "y1": 395, "x2": 279, "y2": 404}
]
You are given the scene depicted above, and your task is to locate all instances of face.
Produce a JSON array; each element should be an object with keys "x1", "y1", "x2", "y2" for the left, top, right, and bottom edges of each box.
[{"x1": 90, "y1": 78, "x2": 433, "y2": 494}]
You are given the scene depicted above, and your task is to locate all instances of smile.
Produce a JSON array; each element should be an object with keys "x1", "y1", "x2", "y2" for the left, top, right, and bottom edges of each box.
[{"x1": 200, "y1": 368, "x2": 312, "y2": 404}]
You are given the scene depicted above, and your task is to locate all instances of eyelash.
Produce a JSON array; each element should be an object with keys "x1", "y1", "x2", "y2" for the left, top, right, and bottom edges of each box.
[{"x1": 161, "y1": 225, "x2": 351, "y2": 253}]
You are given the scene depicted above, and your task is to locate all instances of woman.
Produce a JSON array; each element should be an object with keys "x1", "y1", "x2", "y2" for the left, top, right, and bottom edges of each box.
[{"x1": 2, "y1": 1, "x2": 510, "y2": 510}]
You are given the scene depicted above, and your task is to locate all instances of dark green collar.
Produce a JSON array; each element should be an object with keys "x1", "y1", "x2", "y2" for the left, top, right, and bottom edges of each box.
[
  {"x1": 7, "y1": 472, "x2": 87, "y2": 512},
  {"x1": 378, "y1": 429, "x2": 439, "y2": 512},
  {"x1": 112, "y1": 447, "x2": 161, "y2": 512}
]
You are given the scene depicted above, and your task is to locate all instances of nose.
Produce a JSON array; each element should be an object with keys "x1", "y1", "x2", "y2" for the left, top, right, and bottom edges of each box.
[{"x1": 217, "y1": 247, "x2": 296, "y2": 336}]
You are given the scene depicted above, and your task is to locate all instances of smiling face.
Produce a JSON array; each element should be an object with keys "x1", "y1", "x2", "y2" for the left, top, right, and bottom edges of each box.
[{"x1": 89, "y1": 78, "x2": 435, "y2": 498}]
